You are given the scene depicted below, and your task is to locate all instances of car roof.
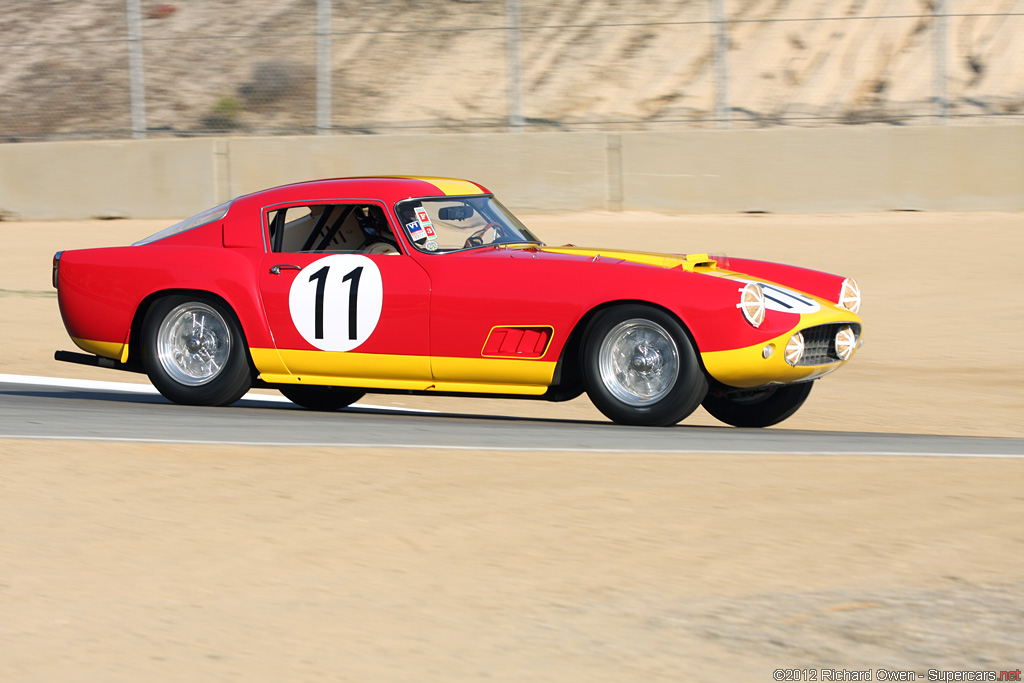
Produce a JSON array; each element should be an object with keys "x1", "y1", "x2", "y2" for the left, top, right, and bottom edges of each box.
[{"x1": 232, "y1": 176, "x2": 491, "y2": 212}]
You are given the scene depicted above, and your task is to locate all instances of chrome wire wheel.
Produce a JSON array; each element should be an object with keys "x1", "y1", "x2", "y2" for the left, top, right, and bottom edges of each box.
[
  {"x1": 597, "y1": 319, "x2": 680, "y2": 406},
  {"x1": 156, "y1": 302, "x2": 231, "y2": 386}
]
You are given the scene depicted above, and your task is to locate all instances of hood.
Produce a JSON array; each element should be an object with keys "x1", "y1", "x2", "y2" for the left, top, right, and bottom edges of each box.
[{"x1": 525, "y1": 244, "x2": 847, "y2": 307}]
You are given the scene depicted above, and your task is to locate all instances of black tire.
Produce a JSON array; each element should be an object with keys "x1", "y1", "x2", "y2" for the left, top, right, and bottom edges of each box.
[
  {"x1": 141, "y1": 295, "x2": 252, "y2": 406},
  {"x1": 581, "y1": 305, "x2": 707, "y2": 426},
  {"x1": 701, "y1": 382, "x2": 813, "y2": 428},
  {"x1": 279, "y1": 385, "x2": 365, "y2": 411}
]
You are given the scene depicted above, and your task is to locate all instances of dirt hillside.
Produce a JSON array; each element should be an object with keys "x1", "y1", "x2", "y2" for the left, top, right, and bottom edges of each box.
[{"x1": 2, "y1": 0, "x2": 1023, "y2": 139}]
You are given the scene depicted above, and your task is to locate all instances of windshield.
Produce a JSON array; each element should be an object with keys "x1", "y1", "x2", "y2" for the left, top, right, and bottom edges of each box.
[
  {"x1": 394, "y1": 195, "x2": 541, "y2": 253},
  {"x1": 132, "y1": 201, "x2": 232, "y2": 246}
]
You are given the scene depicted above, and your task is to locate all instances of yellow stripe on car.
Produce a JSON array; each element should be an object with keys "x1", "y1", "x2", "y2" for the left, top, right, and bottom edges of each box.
[
  {"x1": 252, "y1": 348, "x2": 555, "y2": 396},
  {"x1": 390, "y1": 176, "x2": 486, "y2": 197},
  {"x1": 72, "y1": 337, "x2": 125, "y2": 361},
  {"x1": 539, "y1": 247, "x2": 717, "y2": 272}
]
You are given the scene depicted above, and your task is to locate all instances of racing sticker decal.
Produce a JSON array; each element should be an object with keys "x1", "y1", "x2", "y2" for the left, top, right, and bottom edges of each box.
[
  {"x1": 728, "y1": 277, "x2": 820, "y2": 314},
  {"x1": 288, "y1": 254, "x2": 384, "y2": 352},
  {"x1": 413, "y1": 206, "x2": 437, "y2": 239},
  {"x1": 406, "y1": 219, "x2": 426, "y2": 242}
]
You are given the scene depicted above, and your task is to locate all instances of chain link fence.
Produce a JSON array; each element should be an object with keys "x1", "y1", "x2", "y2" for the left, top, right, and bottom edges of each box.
[{"x1": 2, "y1": 0, "x2": 1023, "y2": 142}]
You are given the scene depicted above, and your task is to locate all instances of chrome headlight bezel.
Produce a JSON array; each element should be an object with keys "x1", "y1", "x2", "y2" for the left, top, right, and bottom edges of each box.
[
  {"x1": 737, "y1": 282, "x2": 766, "y2": 328},
  {"x1": 835, "y1": 324, "x2": 857, "y2": 361},
  {"x1": 839, "y1": 277, "x2": 862, "y2": 314},
  {"x1": 785, "y1": 331, "x2": 805, "y2": 366}
]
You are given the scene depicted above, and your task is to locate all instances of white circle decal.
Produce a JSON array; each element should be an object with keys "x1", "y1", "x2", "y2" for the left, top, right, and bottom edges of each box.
[{"x1": 288, "y1": 255, "x2": 384, "y2": 352}]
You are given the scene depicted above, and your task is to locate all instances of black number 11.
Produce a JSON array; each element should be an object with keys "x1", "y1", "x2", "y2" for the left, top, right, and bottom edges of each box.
[{"x1": 309, "y1": 265, "x2": 363, "y2": 340}]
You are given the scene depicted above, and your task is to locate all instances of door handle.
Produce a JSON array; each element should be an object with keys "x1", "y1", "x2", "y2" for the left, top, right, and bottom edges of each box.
[{"x1": 270, "y1": 264, "x2": 301, "y2": 275}]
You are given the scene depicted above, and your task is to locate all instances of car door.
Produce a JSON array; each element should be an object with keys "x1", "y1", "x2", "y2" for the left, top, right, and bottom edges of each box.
[
  {"x1": 416, "y1": 249, "x2": 570, "y2": 393},
  {"x1": 390, "y1": 195, "x2": 575, "y2": 394},
  {"x1": 256, "y1": 201, "x2": 433, "y2": 388}
]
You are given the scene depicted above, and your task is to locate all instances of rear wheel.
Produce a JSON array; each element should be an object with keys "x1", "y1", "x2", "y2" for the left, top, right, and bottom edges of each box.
[
  {"x1": 582, "y1": 305, "x2": 707, "y2": 426},
  {"x1": 142, "y1": 296, "x2": 252, "y2": 406},
  {"x1": 701, "y1": 382, "x2": 813, "y2": 428},
  {"x1": 279, "y1": 385, "x2": 365, "y2": 411}
]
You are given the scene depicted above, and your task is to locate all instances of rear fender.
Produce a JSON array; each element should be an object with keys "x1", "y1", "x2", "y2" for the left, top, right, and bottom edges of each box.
[
  {"x1": 127, "y1": 288, "x2": 260, "y2": 378},
  {"x1": 58, "y1": 244, "x2": 275, "y2": 365}
]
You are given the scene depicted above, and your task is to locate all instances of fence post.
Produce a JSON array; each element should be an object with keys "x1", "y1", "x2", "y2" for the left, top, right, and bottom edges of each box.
[
  {"x1": 933, "y1": 0, "x2": 948, "y2": 123},
  {"x1": 126, "y1": 0, "x2": 147, "y2": 139},
  {"x1": 712, "y1": 0, "x2": 730, "y2": 128},
  {"x1": 316, "y1": 0, "x2": 332, "y2": 134},
  {"x1": 506, "y1": 0, "x2": 524, "y2": 130}
]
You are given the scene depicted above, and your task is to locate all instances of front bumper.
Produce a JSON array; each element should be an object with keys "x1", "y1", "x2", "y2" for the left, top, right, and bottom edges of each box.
[{"x1": 700, "y1": 319, "x2": 863, "y2": 389}]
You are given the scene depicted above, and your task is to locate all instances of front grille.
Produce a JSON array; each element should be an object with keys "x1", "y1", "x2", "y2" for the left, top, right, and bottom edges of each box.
[{"x1": 796, "y1": 323, "x2": 861, "y2": 366}]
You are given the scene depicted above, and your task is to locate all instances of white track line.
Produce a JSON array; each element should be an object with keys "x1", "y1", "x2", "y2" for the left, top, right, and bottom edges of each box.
[
  {"x1": 0, "y1": 433, "x2": 1022, "y2": 458},
  {"x1": 0, "y1": 373, "x2": 436, "y2": 413},
  {"x1": 0, "y1": 373, "x2": 163, "y2": 394}
]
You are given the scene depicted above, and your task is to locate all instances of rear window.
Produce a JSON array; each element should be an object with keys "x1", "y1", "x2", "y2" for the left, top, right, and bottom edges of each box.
[{"x1": 132, "y1": 202, "x2": 232, "y2": 246}]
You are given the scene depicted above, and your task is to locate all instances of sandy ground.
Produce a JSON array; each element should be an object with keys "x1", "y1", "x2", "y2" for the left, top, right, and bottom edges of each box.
[
  {"x1": 2, "y1": 213, "x2": 1023, "y2": 680},
  {"x1": 2, "y1": 441, "x2": 1023, "y2": 681}
]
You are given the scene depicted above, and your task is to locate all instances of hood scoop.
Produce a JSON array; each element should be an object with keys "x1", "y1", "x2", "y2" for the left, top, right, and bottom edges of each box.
[{"x1": 677, "y1": 253, "x2": 717, "y2": 272}]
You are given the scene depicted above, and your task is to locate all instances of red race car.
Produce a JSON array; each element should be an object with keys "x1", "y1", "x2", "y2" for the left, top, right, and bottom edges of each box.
[{"x1": 53, "y1": 176, "x2": 863, "y2": 427}]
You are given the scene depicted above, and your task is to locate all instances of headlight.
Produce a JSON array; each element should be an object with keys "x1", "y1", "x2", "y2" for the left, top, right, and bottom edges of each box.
[
  {"x1": 737, "y1": 282, "x2": 765, "y2": 328},
  {"x1": 785, "y1": 332, "x2": 805, "y2": 366},
  {"x1": 835, "y1": 325, "x2": 857, "y2": 361},
  {"x1": 839, "y1": 277, "x2": 861, "y2": 314}
]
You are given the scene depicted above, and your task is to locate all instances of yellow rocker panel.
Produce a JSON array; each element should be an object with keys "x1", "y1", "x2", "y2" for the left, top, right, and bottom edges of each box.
[{"x1": 251, "y1": 348, "x2": 555, "y2": 396}]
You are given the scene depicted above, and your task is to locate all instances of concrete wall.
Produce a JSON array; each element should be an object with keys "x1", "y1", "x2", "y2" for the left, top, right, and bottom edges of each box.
[
  {"x1": 620, "y1": 127, "x2": 1024, "y2": 213},
  {"x1": 0, "y1": 139, "x2": 221, "y2": 220},
  {"x1": 1, "y1": 127, "x2": 1022, "y2": 219}
]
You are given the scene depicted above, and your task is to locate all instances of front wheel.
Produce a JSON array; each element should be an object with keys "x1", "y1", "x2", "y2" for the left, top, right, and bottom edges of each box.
[
  {"x1": 581, "y1": 305, "x2": 707, "y2": 426},
  {"x1": 279, "y1": 385, "x2": 365, "y2": 411},
  {"x1": 701, "y1": 382, "x2": 813, "y2": 428},
  {"x1": 142, "y1": 296, "x2": 252, "y2": 406}
]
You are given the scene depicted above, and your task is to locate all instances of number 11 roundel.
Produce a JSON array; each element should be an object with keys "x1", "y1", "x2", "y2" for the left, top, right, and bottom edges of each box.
[{"x1": 288, "y1": 255, "x2": 384, "y2": 352}]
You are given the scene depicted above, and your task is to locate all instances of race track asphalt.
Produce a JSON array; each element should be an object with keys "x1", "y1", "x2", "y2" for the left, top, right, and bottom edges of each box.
[{"x1": 2, "y1": 379, "x2": 1022, "y2": 457}]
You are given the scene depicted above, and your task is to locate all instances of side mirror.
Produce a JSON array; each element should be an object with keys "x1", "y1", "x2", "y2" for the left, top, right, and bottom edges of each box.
[{"x1": 438, "y1": 206, "x2": 473, "y2": 221}]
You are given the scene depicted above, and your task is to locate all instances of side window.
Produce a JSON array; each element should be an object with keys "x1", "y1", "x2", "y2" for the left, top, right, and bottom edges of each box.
[{"x1": 267, "y1": 203, "x2": 401, "y2": 254}]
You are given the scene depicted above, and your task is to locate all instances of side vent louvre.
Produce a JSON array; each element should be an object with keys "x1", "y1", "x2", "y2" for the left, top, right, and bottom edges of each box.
[{"x1": 482, "y1": 326, "x2": 553, "y2": 359}]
